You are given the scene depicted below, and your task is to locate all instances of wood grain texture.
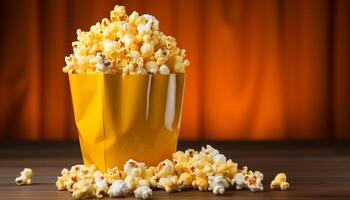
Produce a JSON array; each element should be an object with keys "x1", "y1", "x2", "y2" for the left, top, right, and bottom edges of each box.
[{"x1": 0, "y1": 141, "x2": 349, "y2": 199}]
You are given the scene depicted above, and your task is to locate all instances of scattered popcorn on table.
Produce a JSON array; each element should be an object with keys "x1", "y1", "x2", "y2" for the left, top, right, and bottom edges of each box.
[
  {"x1": 15, "y1": 168, "x2": 33, "y2": 186},
  {"x1": 55, "y1": 144, "x2": 290, "y2": 199},
  {"x1": 134, "y1": 185, "x2": 153, "y2": 199},
  {"x1": 271, "y1": 172, "x2": 290, "y2": 190},
  {"x1": 63, "y1": 4, "x2": 189, "y2": 74}
]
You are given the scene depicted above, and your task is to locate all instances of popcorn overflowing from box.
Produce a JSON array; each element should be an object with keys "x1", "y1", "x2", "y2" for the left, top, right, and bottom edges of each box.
[{"x1": 62, "y1": 5, "x2": 189, "y2": 75}]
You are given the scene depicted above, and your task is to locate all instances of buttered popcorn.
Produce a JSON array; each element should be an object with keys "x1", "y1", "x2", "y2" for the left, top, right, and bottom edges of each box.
[
  {"x1": 55, "y1": 145, "x2": 290, "y2": 199},
  {"x1": 63, "y1": 5, "x2": 189, "y2": 74}
]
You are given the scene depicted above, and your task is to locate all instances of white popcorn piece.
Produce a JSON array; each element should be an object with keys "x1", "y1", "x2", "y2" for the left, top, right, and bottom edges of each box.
[
  {"x1": 15, "y1": 168, "x2": 33, "y2": 186},
  {"x1": 271, "y1": 173, "x2": 290, "y2": 190},
  {"x1": 177, "y1": 172, "x2": 193, "y2": 190},
  {"x1": 192, "y1": 176, "x2": 208, "y2": 191},
  {"x1": 72, "y1": 180, "x2": 95, "y2": 199},
  {"x1": 134, "y1": 67, "x2": 147, "y2": 75},
  {"x1": 145, "y1": 61, "x2": 158, "y2": 74},
  {"x1": 124, "y1": 175, "x2": 138, "y2": 191},
  {"x1": 108, "y1": 180, "x2": 129, "y2": 197},
  {"x1": 213, "y1": 154, "x2": 227, "y2": 164},
  {"x1": 155, "y1": 159, "x2": 174, "y2": 178},
  {"x1": 208, "y1": 175, "x2": 229, "y2": 195},
  {"x1": 248, "y1": 177, "x2": 264, "y2": 192},
  {"x1": 122, "y1": 63, "x2": 135, "y2": 74},
  {"x1": 158, "y1": 175, "x2": 180, "y2": 193},
  {"x1": 140, "y1": 42, "x2": 154, "y2": 58},
  {"x1": 124, "y1": 159, "x2": 146, "y2": 177},
  {"x1": 94, "y1": 177, "x2": 109, "y2": 198},
  {"x1": 201, "y1": 145, "x2": 220, "y2": 160},
  {"x1": 95, "y1": 53, "x2": 106, "y2": 72},
  {"x1": 56, "y1": 168, "x2": 70, "y2": 190},
  {"x1": 159, "y1": 64, "x2": 170, "y2": 74},
  {"x1": 127, "y1": 50, "x2": 141, "y2": 63},
  {"x1": 120, "y1": 34, "x2": 135, "y2": 48},
  {"x1": 232, "y1": 172, "x2": 244, "y2": 190},
  {"x1": 247, "y1": 171, "x2": 264, "y2": 192},
  {"x1": 134, "y1": 185, "x2": 152, "y2": 199}
]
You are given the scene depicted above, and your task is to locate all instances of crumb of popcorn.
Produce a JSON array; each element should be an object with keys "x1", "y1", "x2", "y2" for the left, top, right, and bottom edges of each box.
[
  {"x1": 107, "y1": 180, "x2": 129, "y2": 197},
  {"x1": 63, "y1": 4, "x2": 189, "y2": 74},
  {"x1": 134, "y1": 185, "x2": 152, "y2": 199},
  {"x1": 15, "y1": 168, "x2": 33, "y2": 186},
  {"x1": 271, "y1": 172, "x2": 290, "y2": 190}
]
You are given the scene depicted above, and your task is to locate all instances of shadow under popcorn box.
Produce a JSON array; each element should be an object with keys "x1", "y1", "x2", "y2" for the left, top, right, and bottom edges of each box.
[{"x1": 69, "y1": 74, "x2": 185, "y2": 172}]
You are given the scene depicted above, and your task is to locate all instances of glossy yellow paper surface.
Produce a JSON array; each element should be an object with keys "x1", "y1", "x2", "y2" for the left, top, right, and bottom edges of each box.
[{"x1": 69, "y1": 74, "x2": 185, "y2": 172}]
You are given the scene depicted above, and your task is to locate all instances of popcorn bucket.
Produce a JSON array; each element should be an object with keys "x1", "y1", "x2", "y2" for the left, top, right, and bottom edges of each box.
[{"x1": 69, "y1": 74, "x2": 185, "y2": 172}]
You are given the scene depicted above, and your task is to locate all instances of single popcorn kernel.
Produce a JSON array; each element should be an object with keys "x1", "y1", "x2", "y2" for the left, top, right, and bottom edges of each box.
[
  {"x1": 271, "y1": 172, "x2": 290, "y2": 190},
  {"x1": 108, "y1": 180, "x2": 129, "y2": 197},
  {"x1": 94, "y1": 177, "x2": 109, "y2": 198},
  {"x1": 15, "y1": 168, "x2": 33, "y2": 186},
  {"x1": 177, "y1": 172, "x2": 193, "y2": 190},
  {"x1": 134, "y1": 185, "x2": 152, "y2": 199},
  {"x1": 158, "y1": 175, "x2": 180, "y2": 192},
  {"x1": 72, "y1": 180, "x2": 95, "y2": 199},
  {"x1": 208, "y1": 175, "x2": 229, "y2": 195}
]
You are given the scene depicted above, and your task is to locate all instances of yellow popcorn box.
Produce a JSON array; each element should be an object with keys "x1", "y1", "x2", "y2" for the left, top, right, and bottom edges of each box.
[{"x1": 69, "y1": 73, "x2": 185, "y2": 172}]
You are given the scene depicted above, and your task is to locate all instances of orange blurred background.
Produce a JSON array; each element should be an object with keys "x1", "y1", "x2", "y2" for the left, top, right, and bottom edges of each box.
[{"x1": 0, "y1": 0, "x2": 349, "y2": 141}]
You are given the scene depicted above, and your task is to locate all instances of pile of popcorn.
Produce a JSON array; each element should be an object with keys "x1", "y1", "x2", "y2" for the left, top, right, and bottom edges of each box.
[
  {"x1": 63, "y1": 5, "x2": 189, "y2": 75},
  {"x1": 54, "y1": 145, "x2": 269, "y2": 199}
]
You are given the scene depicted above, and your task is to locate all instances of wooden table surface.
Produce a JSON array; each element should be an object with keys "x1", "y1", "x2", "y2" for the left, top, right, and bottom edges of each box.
[{"x1": 0, "y1": 141, "x2": 349, "y2": 200}]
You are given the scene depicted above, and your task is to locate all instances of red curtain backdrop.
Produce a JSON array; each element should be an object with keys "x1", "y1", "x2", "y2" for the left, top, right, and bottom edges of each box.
[{"x1": 0, "y1": 0, "x2": 349, "y2": 140}]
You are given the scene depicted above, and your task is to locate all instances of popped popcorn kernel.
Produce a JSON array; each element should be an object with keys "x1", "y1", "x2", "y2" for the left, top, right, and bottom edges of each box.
[
  {"x1": 177, "y1": 172, "x2": 193, "y2": 190},
  {"x1": 154, "y1": 159, "x2": 175, "y2": 178},
  {"x1": 159, "y1": 175, "x2": 180, "y2": 192},
  {"x1": 232, "y1": 172, "x2": 244, "y2": 190},
  {"x1": 94, "y1": 177, "x2": 109, "y2": 198},
  {"x1": 107, "y1": 180, "x2": 129, "y2": 197},
  {"x1": 271, "y1": 172, "x2": 290, "y2": 190},
  {"x1": 208, "y1": 175, "x2": 229, "y2": 195},
  {"x1": 134, "y1": 185, "x2": 152, "y2": 199},
  {"x1": 15, "y1": 168, "x2": 33, "y2": 186},
  {"x1": 192, "y1": 176, "x2": 208, "y2": 191},
  {"x1": 72, "y1": 180, "x2": 96, "y2": 199},
  {"x1": 124, "y1": 159, "x2": 146, "y2": 177}
]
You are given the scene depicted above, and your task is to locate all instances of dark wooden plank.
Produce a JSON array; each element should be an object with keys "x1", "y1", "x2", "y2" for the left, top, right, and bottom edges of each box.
[{"x1": 0, "y1": 141, "x2": 349, "y2": 199}]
